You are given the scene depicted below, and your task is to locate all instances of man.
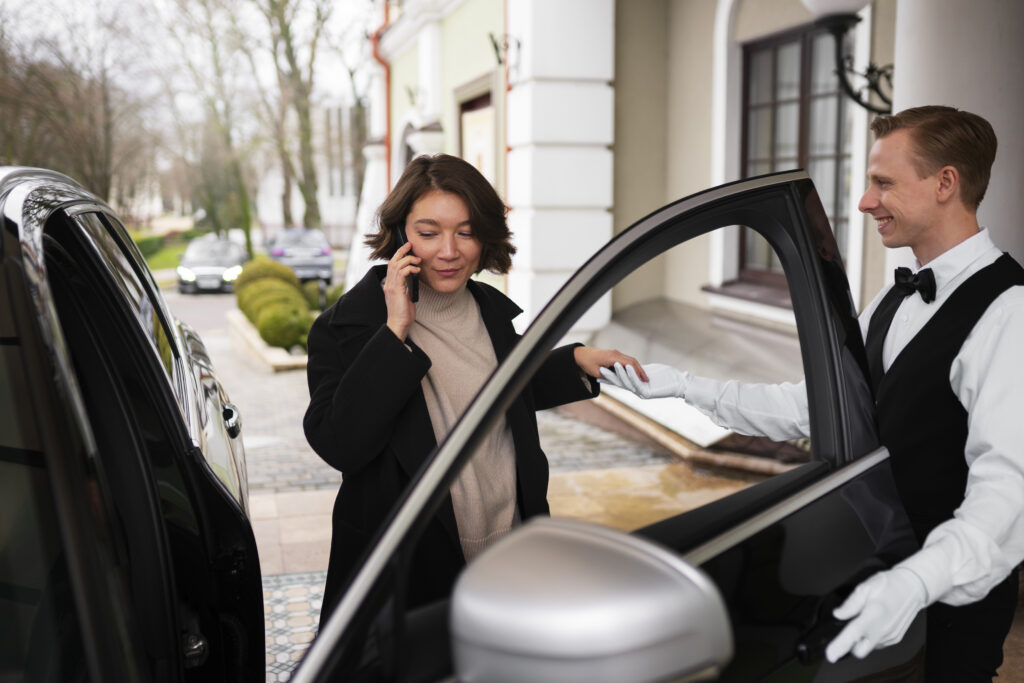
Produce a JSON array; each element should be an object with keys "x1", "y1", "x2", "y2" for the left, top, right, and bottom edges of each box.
[{"x1": 603, "y1": 106, "x2": 1024, "y2": 680}]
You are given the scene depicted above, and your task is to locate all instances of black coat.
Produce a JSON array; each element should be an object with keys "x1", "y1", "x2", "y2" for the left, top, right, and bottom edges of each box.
[{"x1": 303, "y1": 265, "x2": 598, "y2": 619}]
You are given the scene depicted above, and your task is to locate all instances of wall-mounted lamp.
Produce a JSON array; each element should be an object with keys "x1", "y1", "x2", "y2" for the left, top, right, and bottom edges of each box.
[
  {"x1": 802, "y1": 0, "x2": 892, "y2": 114},
  {"x1": 489, "y1": 32, "x2": 521, "y2": 68}
]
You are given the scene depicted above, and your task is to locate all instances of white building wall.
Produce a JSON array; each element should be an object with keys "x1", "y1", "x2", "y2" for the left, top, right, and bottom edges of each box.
[
  {"x1": 506, "y1": 0, "x2": 616, "y2": 336},
  {"x1": 886, "y1": 0, "x2": 1024, "y2": 272}
]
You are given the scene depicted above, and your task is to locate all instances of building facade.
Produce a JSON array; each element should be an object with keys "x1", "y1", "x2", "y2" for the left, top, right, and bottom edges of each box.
[{"x1": 348, "y1": 0, "x2": 1024, "y2": 340}]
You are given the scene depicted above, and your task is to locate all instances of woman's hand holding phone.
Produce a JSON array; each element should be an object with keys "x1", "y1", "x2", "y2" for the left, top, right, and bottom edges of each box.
[{"x1": 384, "y1": 240, "x2": 421, "y2": 341}]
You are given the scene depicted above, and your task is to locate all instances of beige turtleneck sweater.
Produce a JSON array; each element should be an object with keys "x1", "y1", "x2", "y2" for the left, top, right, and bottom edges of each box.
[{"x1": 408, "y1": 282, "x2": 519, "y2": 562}]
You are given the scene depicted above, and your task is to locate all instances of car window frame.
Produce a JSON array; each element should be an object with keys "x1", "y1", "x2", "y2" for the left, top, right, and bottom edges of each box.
[
  {"x1": 41, "y1": 203, "x2": 262, "y2": 678},
  {"x1": 294, "y1": 171, "x2": 879, "y2": 680},
  {"x1": 64, "y1": 206, "x2": 200, "y2": 431},
  {"x1": 0, "y1": 175, "x2": 151, "y2": 683}
]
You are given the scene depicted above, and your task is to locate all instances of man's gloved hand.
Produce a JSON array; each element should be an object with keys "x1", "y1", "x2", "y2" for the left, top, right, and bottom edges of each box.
[
  {"x1": 825, "y1": 566, "x2": 928, "y2": 663},
  {"x1": 598, "y1": 362, "x2": 692, "y2": 399}
]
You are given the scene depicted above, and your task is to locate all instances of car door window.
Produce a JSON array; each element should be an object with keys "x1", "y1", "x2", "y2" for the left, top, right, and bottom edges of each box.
[
  {"x1": 543, "y1": 227, "x2": 813, "y2": 533},
  {"x1": 70, "y1": 211, "x2": 178, "y2": 385}
]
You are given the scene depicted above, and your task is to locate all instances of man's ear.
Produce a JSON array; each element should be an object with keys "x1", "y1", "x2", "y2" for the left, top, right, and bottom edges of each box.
[{"x1": 935, "y1": 165, "x2": 959, "y2": 204}]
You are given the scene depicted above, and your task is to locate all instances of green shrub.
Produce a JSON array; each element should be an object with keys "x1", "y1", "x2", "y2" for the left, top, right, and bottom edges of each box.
[
  {"x1": 256, "y1": 304, "x2": 311, "y2": 349},
  {"x1": 234, "y1": 256, "x2": 300, "y2": 291},
  {"x1": 237, "y1": 279, "x2": 308, "y2": 323},
  {"x1": 301, "y1": 280, "x2": 325, "y2": 309},
  {"x1": 133, "y1": 234, "x2": 165, "y2": 258}
]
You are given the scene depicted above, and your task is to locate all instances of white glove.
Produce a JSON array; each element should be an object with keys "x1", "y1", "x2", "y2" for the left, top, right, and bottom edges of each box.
[
  {"x1": 598, "y1": 362, "x2": 691, "y2": 399},
  {"x1": 824, "y1": 566, "x2": 928, "y2": 662}
]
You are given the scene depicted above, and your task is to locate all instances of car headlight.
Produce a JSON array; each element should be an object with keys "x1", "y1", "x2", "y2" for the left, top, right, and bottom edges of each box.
[
  {"x1": 222, "y1": 265, "x2": 243, "y2": 282},
  {"x1": 177, "y1": 266, "x2": 196, "y2": 282}
]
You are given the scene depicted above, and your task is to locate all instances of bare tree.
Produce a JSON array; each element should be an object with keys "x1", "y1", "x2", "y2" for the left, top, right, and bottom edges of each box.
[
  {"x1": 250, "y1": 0, "x2": 332, "y2": 230},
  {"x1": 0, "y1": 0, "x2": 160, "y2": 212},
  {"x1": 234, "y1": 20, "x2": 298, "y2": 232},
  {"x1": 159, "y1": 0, "x2": 257, "y2": 255},
  {"x1": 323, "y1": 3, "x2": 375, "y2": 221}
]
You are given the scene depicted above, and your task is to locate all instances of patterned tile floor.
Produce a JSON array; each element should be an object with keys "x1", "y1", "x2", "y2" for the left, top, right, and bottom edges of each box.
[{"x1": 264, "y1": 571, "x2": 325, "y2": 682}]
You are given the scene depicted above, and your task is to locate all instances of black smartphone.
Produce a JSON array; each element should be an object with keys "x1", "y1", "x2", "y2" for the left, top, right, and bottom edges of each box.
[{"x1": 394, "y1": 226, "x2": 419, "y2": 302}]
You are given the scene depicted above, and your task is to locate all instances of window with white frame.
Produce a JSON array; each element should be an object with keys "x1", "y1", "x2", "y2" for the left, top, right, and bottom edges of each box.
[{"x1": 741, "y1": 24, "x2": 854, "y2": 290}]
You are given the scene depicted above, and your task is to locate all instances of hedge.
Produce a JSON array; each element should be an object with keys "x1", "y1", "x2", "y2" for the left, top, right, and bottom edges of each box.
[
  {"x1": 255, "y1": 304, "x2": 311, "y2": 350},
  {"x1": 233, "y1": 258, "x2": 314, "y2": 350},
  {"x1": 301, "y1": 280, "x2": 324, "y2": 309},
  {"x1": 237, "y1": 278, "x2": 308, "y2": 324},
  {"x1": 133, "y1": 234, "x2": 165, "y2": 258},
  {"x1": 234, "y1": 256, "x2": 301, "y2": 291}
]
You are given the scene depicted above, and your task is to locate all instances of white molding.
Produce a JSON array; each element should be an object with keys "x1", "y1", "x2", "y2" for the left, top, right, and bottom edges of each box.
[
  {"x1": 379, "y1": 0, "x2": 467, "y2": 60},
  {"x1": 710, "y1": 0, "x2": 742, "y2": 291},
  {"x1": 843, "y1": 4, "x2": 872, "y2": 310}
]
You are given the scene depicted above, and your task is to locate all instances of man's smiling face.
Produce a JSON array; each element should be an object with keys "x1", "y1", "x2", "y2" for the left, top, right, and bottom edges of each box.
[{"x1": 859, "y1": 128, "x2": 944, "y2": 262}]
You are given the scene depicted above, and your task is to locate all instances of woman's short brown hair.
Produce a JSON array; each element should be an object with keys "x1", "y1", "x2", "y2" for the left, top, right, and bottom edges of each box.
[
  {"x1": 870, "y1": 105, "x2": 997, "y2": 211},
  {"x1": 365, "y1": 154, "x2": 516, "y2": 274}
]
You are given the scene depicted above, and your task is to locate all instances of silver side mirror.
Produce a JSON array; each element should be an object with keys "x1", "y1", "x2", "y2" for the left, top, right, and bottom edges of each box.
[{"x1": 451, "y1": 517, "x2": 733, "y2": 683}]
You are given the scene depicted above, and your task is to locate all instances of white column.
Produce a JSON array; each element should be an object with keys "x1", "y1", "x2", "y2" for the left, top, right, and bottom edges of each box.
[
  {"x1": 345, "y1": 143, "x2": 389, "y2": 292},
  {"x1": 505, "y1": 0, "x2": 616, "y2": 336},
  {"x1": 886, "y1": 0, "x2": 1024, "y2": 272},
  {"x1": 345, "y1": 35, "x2": 391, "y2": 292},
  {"x1": 417, "y1": 20, "x2": 443, "y2": 123}
]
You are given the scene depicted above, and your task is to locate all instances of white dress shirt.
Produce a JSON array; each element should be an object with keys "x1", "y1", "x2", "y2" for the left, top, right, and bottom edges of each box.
[{"x1": 684, "y1": 228, "x2": 1024, "y2": 608}]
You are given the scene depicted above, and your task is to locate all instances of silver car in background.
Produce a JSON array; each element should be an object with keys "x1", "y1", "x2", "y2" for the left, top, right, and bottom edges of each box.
[{"x1": 267, "y1": 228, "x2": 334, "y2": 284}]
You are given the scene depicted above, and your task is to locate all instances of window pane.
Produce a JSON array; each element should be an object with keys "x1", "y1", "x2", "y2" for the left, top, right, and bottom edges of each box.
[
  {"x1": 811, "y1": 33, "x2": 838, "y2": 94},
  {"x1": 773, "y1": 158, "x2": 799, "y2": 173},
  {"x1": 747, "y1": 161, "x2": 772, "y2": 177},
  {"x1": 748, "y1": 107, "x2": 772, "y2": 161},
  {"x1": 775, "y1": 42, "x2": 801, "y2": 100},
  {"x1": 838, "y1": 156, "x2": 851, "y2": 218},
  {"x1": 749, "y1": 49, "x2": 773, "y2": 105},
  {"x1": 808, "y1": 159, "x2": 837, "y2": 217},
  {"x1": 548, "y1": 228, "x2": 807, "y2": 532},
  {"x1": 808, "y1": 95, "x2": 838, "y2": 156},
  {"x1": 774, "y1": 102, "x2": 799, "y2": 158},
  {"x1": 76, "y1": 214, "x2": 176, "y2": 381},
  {"x1": 744, "y1": 227, "x2": 775, "y2": 271}
]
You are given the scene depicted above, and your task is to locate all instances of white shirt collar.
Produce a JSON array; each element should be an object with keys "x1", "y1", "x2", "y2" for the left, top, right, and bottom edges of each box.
[{"x1": 915, "y1": 228, "x2": 997, "y2": 296}]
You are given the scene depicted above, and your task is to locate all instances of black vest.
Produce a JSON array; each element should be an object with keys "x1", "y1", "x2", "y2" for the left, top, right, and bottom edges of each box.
[{"x1": 870, "y1": 253, "x2": 1024, "y2": 543}]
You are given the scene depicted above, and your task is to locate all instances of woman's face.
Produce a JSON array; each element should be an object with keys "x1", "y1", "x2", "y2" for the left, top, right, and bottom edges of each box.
[{"x1": 404, "y1": 190, "x2": 482, "y2": 294}]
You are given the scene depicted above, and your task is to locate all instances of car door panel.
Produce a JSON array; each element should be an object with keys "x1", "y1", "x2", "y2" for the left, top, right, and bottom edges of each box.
[
  {"x1": 1, "y1": 206, "x2": 146, "y2": 682},
  {"x1": 693, "y1": 456, "x2": 922, "y2": 680},
  {"x1": 47, "y1": 209, "x2": 264, "y2": 682}
]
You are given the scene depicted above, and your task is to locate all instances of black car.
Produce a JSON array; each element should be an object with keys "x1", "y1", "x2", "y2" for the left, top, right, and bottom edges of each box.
[
  {"x1": 0, "y1": 168, "x2": 262, "y2": 682},
  {"x1": 176, "y1": 235, "x2": 248, "y2": 294},
  {"x1": 289, "y1": 170, "x2": 926, "y2": 682},
  {"x1": 266, "y1": 228, "x2": 334, "y2": 284}
]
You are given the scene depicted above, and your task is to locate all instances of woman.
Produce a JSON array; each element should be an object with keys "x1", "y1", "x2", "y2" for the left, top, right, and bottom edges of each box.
[{"x1": 303, "y1": 154, "x2": 644, "y2": 621}]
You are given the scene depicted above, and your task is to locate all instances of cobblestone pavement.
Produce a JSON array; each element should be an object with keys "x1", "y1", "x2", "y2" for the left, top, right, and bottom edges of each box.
[{"x1": 199, "y1": 329, "x2": 678, "y2": 680}]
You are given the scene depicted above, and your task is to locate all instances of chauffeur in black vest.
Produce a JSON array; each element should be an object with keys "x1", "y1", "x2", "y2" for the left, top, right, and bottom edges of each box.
[
  {"x1": 601, "y1": 106, "x2": 1024, "y2": 681},
  {"x1": 821, "y1": 107, "x2": 1024, "y2": 680}
]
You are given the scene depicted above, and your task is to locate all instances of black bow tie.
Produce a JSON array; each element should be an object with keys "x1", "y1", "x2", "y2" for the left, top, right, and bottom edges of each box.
[{"x1": 893, "y1": 266, "x2": 936, "y2": 303}]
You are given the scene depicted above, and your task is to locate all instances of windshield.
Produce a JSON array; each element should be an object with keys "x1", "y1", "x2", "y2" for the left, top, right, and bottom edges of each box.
[
  {"x1": 274, "y1": 230, "x2": 327, "y2": 248},
  {"x1": 184, "y1": 240, "x2": 244, "y2": 262}
]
